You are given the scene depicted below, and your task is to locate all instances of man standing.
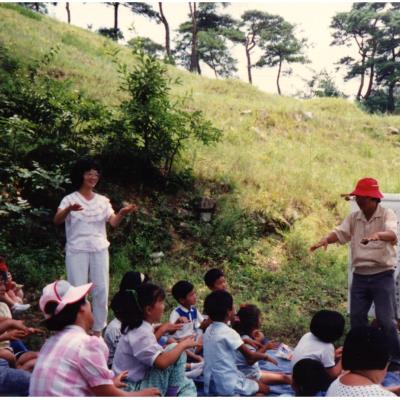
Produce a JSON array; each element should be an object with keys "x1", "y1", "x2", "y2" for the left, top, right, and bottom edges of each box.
[{"x1": 310, "y1": 177, "x2": 400, "y2": 368}]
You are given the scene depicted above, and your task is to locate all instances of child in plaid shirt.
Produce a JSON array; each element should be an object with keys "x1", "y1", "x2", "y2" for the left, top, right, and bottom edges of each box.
[{"x1": 29, "y1": 280, "x2": 159, "y2": 397}]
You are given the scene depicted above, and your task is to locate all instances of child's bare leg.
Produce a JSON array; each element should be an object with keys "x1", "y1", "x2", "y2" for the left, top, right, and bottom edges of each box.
[
  {"x1": 0, "y1": 292, "x2": 16, "y2": 307},
  {"x1": 16, "y1": 351, "x2": 38, "y2": 371},
  {"x1": 255, "y1": 380, "x2": 270, "y2": 395},
  {"x1": 7, "y1": 290, "x2": 22, "y2": 304},
  {"x1": 260, "y1": 370, "x2": 292, "y2": 385},
  {"x1": 0, "y1": 348, "x2": 17, "y2": 367}
]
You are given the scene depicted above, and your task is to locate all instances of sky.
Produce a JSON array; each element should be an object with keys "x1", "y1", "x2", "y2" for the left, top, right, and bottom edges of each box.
[{"x1": 48, "y1": 1, "x2": 359, "y2": 98}]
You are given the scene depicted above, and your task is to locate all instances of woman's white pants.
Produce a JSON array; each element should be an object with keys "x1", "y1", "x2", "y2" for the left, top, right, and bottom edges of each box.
[{"x1": 66, "y1": 249, "x2": 109, "y2": 332}]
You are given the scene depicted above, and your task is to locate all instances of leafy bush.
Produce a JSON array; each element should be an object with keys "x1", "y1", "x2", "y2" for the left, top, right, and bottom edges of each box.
[{"x1": 103, "y1": 48, "x2": 222, "y2": 182}]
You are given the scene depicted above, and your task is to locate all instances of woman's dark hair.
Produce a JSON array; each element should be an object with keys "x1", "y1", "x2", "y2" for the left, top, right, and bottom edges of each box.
[
  {"x1": 111, "y1": 271, "x2": 150, "y2": 320},
  {"x1": 171, "y1": 280, "x2": 194, "y2": 302},
  {"x1": 44, "y1": 297, "x2": 86, "y2": 331},
  {"x1": 342, "y1": 326, "x2": 390, "y2": 371},
  {"x1": 112, "y1": 283, "x2": 165, "y2": 333},
  {"x1": 70, "y1": 157, "x2": 101, "y2": 190},
  {"x1": 235, "y1": 304, "x2": 261, "y2": 336},
  {"x1": 310, "y1": 310, "x2": 345, "y2": 343},
  {"x1": 292, "y1": 358, "x2": 331, "y2": 396},
  {"x1": 204, "y1": 268, "x2": 224, "y2": 289},
  {"x1": 204, "y1": 290, "x2": 233, "y2": 322}
]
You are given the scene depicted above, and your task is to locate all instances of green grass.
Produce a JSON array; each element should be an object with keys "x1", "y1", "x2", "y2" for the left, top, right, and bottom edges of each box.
[{"x1": 2, "y1": 3, "x2": 400, "y2": 343}]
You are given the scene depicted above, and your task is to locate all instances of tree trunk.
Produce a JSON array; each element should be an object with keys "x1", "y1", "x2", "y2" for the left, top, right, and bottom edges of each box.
[
  {"x1": 158, "y1": 3, "x2": 171, "y2": 59},
  {"x1": 276, "y1": 58, "x2": 282, "y2": 95},
  {"x1": 364, "y1": 63, "x2": 375, "y2": 100},
  {"x1": 189, "y1": 2, "x2": 199, "y2": 73},
  {"x1": 387, "y1": 82, "x2": 395, "y2": 113},
  {"x1": 245, "y1": 46, "x2": 252, "y2": 84},
  {"x1": 364, "y1": 43, "x2": 377, "y2": 100},
  {"x1": 356, "y1": 54, "x2": 366, "y2": 101},
  {"x1": 114, "y1": 2, "x2": 119, "y2": 31},
  {"x1": 35, "y1": 3, "x2": 39, "y2": 12},
  {"x1": 66, "y1": 2, "x2": 71, "y2": 24}
]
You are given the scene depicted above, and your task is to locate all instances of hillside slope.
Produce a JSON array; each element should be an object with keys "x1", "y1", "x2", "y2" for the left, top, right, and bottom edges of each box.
[{"x1": 2, "y1": 3, "x2": 400, "y2": 341}]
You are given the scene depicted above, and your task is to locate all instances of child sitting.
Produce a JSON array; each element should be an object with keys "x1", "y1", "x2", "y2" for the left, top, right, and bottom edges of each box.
[
  {"x1": 105, "y1": 271, "x2": 150, "y2": 367},
  {"x1": 204, "y1": 268, "x2": 228, "y2": 292},
  {"x1": 327, "y1": 326, "x2": 399, "y2": 397},
  {"x1": 0, "y1": 275, "x2": 38, "y2": 372},
  {"x1": 0, "y1": 257, "x2": 30, "y2": 314},
  {"x1": 291, "y1": 310, "x2": 344, "y2": 380},
  {"x1": 234, "y1": 304, "x2": 291, "y2": 386},
  {"x1": 203, "y1": 290, "x2": 274, "y2": 396},
  {"x1": 170, "y1": 280, "x2": 206, "y2": 340},
  {"x1": 29, "y1": 280, "x2": 159, "y2": 397},
  {"x1": 292, "y1": 358, "x2": 330, "y2": 396},
  {"x1": 112, "y1": 283, "x2": 197, "y2": 396},
  {"x1": 0, "y1": 317, "x2": 33, "y2": 396}
]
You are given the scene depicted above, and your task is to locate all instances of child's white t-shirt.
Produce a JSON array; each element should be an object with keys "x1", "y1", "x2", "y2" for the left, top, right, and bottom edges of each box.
[
  {"x1": 291, "y1": 332, "x2": 335, "y2": 369},
  {"x1": 327, "y1": 377, "x2": 396, "y2": 397},
  {"x1": 59, "y1": 191, "x2": 114, "y2": 253},
  {"x1": 169, "y1": 305, "x2": 204, "y2": 339}
]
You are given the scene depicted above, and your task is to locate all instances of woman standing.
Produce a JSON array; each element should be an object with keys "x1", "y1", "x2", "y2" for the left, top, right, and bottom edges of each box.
[{"x1": 54, "y1": 158, "x2": 137, "y2": 336}]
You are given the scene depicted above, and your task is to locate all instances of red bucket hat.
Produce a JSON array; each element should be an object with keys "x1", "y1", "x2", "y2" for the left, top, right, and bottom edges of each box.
[{"x1": 349, "y1": 177, "x2": 383, "y2": 199}]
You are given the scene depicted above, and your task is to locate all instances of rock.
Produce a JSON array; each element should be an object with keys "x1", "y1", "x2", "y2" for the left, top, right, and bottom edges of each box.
[
  {"x1": 302, "y1": 111, "x2": 314, "y2": 120},
  {"x1": 150, "y1": 251, "x2": 164, "y2": 264},
  {"x1": 388, "y1": 126, "x2": 400, "y2": 134}
]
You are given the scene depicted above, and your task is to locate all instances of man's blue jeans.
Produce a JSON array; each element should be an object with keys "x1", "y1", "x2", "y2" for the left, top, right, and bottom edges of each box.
[
  {"x1": 351, "y1": 270, "x2": 400, "y2": 363},
  {"x1": 0, "y1": 359, "x2": 30, "y2": 396}
]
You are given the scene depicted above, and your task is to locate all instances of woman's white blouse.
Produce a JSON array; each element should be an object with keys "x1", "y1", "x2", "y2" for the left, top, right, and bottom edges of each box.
[{"x1": 59, "y1": 191, "x2": 114, "y2": 253}]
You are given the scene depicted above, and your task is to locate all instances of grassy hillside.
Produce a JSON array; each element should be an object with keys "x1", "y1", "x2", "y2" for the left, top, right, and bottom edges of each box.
[{"x1": 2, "y1": 3, "x2": 400, "y2": 343}]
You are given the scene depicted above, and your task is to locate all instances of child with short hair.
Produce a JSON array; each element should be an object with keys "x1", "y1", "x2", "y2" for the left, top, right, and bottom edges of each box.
[
  {"x1": 291, "y1": 310, "x2": 345, "y2": 380},
  {"x1": 203, "y1": 268, "x2": 228, "y2": 291},
  {"x1": 292, "y1": 358, "x2": 331, "y2": 396},
  {"x1": 203, "y1": 290, "x2": 274, "y2": 396},
  {"x1": 29, "y1": 280, "x2": 159, "y2": 397},
  {"x1": 235, "y1": 304, "x2": 291, "y2": 386},
  {"x1": 327, "y1": 326, "x2": 398, "y2": 397},
  {"x1": 112, "y1": 283, "x2": 197, "y2": 396},
  {"x1": 170, "y1": 280, "x2": 206, "y2": 339}
]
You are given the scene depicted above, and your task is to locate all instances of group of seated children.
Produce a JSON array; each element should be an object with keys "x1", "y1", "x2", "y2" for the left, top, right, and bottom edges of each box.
[{"x1": 4, "y1": 264, "x2": 400, "y2": 397}]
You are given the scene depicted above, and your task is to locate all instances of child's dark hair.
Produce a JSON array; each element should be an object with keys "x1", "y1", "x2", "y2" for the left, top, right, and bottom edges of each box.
[
  {"x1": 235, "y1": 304, "x2": 261, "y2": 336},
  {"x1": 70, "y1": 157, "x2": 101, "y2": 190},
  {"x1": 171, "y1": 280, "x2": 194, "y2": 302},
  {"x1": 204, "y1": 268, "x2": 224, "y2": 289},
  {"x1": 119, "y1": 271, "x2": 149, "y2": 292},
  {"x1": 112, "y1": 283, "x2": 165, "y2": 333},
  {"x1": 204, "y1": 290, "x2": 233, "y2": 322},
  {"x1": 111, "y1": 271, "x2": 150, "y2": 320},
  {"x1": 292, "y1": 358, "x2": 330, "y2": 396},
  {"x1": 0, "y1": 271, "x2": 7, "y2": 284},
  {"x1": 342, "y1": 326, "x2": 390, "y2": 371},
  {"x1": 310, "y1": 310, "x2": 345, "y2": 343},
  {"x1": 44, "y1": 297, "x2": 86, "y2": 331}
]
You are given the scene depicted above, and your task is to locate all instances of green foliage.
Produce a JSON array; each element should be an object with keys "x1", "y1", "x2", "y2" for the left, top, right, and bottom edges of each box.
[
  {"x1": 301, "y1": 69, "x2": 346, "y2": 99},
  {"x1": 1, "y1": 3, "x2": 43, "y2": 19},
  {"x1": 108, "y1": 48, "x2": 222, "y2": 177},
  {"x1": 175, "y1": 2, "x2": 237, "y2": 76},
  {"x1": 97, "y1": 27, "x2": 124, "y2": 41},
  {"x1": 127, "y1": 37, "x2": 164, "y2": 59}
]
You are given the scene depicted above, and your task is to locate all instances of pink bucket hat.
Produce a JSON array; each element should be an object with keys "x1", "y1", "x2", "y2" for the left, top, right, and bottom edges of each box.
[{"x1": 39, "y1": 280, "x2": 93, "y2": 319}]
